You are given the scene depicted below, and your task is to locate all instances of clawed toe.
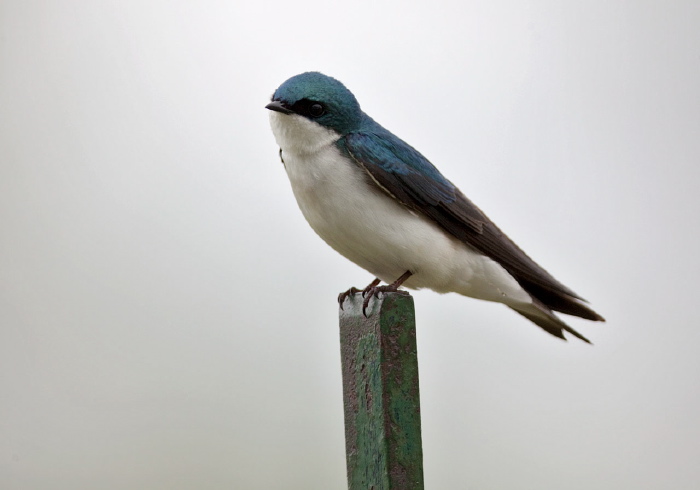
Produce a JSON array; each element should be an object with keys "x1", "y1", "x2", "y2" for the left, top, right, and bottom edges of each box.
[
  {"x1": 338, "y1": 278, "x2": 382, "y2": 311},
  {"x1": 361, "y1": 278, "x2": 381, "y2": 297},
  {"x1": 362, "y1": 271, "x2": 413, "y2": 316},
  {"x1": 340, "y1": 273, "x2": 412, "y2": 316},
  {"x1": 362, "y1": 287, "x2": 380, "y2": 316},
  {"x1": 361, "y1": 284, "x2": 409, "y2": 316},
  {"x1": 338, "y1": 287, "x2": 360, "y2": 310}
]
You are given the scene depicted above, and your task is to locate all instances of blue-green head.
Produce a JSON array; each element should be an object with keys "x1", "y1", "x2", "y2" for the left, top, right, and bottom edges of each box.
[{"x1": 266, "y1": 72, "x2": 363, "y2": 135}]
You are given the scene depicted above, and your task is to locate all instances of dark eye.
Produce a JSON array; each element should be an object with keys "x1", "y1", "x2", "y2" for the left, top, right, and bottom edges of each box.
[
  {"x1": 309, "y1": 103, "x2": 325, "y2": 117},
  {"x1": 290, "y1": 99, "x2": 327, "y2": 119}
]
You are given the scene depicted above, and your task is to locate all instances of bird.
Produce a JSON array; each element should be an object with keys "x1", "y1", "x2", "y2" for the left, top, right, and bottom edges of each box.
[{"x1": 266, "y1": 71, "x2": 604, "y2": 342}]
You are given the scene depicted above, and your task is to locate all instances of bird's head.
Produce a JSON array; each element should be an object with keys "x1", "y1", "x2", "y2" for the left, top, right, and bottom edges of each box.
[{"x1": 266, "y1": 72, "x2": 363, "y2": 136}]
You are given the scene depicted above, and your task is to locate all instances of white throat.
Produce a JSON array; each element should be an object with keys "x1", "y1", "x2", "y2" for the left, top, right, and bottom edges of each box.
[{"x1": 268, "y1": 112, "x2": 340, "y2": 155}]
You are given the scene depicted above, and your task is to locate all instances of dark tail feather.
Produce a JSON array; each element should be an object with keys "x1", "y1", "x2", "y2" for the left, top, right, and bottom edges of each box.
[
  {"x1": 516, "y1": 280, "x2": 605, "y2": 322},
  {"x1": 509, "y1": 303, "x2": 592, "y2": 344}
]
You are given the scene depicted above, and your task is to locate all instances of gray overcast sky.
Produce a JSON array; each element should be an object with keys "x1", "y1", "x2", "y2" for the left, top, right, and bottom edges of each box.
[{"x1": 2, "y1": 1, "x2": 699, "y2": 489}]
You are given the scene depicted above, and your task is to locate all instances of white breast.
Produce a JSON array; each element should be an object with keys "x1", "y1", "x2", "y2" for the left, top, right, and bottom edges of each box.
[{"x1": 268, "y1": 111, "x2": 532, "y2": 306}]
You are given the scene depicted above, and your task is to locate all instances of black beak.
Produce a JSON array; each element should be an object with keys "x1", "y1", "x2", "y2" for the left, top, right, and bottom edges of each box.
[{"x1": 265, "y1": 100, "x2": 294, "y2": 115}]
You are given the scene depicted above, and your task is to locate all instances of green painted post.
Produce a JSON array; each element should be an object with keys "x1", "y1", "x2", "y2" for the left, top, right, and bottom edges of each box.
[{"x1": 339, "y1": 291, "x2": 424, "y2": 490}]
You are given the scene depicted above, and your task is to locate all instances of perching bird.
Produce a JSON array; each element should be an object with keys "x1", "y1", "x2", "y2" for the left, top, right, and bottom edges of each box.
[{"x1": 266, "y1": 72, "x2": 604, "y2": 342}]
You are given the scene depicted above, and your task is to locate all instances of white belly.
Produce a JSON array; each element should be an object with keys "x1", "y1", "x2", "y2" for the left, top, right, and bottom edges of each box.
[{"x1": 269, "y1": 112, "x2": 531, "y2": 305}]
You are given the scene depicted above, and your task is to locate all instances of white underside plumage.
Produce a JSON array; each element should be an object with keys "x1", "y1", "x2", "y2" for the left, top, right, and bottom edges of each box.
[{"x1": 269, "y1": 112, "x2": 536, "y2": 310}]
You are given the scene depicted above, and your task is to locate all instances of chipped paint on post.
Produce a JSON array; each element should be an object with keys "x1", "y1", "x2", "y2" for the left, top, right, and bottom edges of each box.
[{"x1": 339, "y1": 292, "x2": 424, "y2": 490}]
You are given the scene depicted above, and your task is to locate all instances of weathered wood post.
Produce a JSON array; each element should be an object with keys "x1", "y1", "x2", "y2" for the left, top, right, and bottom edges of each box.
[{"x1": 339, "y1": 291, "x2": 424, "y2": 489}]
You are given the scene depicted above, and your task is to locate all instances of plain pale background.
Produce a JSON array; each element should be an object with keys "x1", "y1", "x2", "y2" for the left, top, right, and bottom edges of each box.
[{"x1": 2, "y1": 1, "x2": 699, "y2": 489}]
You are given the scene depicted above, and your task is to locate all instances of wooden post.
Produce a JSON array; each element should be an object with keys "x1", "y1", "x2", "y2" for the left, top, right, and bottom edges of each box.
[{"x1": 339, "y1": 291, "x2": 424, "y2": 490}]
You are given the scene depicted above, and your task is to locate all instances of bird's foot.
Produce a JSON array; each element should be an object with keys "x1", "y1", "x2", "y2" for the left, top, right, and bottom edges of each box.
[
  {"x1": 361, "y1": 271, "x2": 413, "y2": 317},
  {"x1": 338, "y1": 278, "x2": 381, "y2": 310},
  {"x1": 361, "y1": 285, "x2": 410, "y2": 316}
]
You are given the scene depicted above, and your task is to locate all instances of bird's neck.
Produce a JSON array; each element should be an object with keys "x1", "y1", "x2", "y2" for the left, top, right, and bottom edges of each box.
[{"x1": 269, "y1": 112, "x2": 341, "y2": 156}]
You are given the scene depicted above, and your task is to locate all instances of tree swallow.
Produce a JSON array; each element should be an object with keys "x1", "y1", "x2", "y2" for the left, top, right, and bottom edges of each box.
[{"x1": 266, "y1": 72, "x2": 604, "y2": 342}]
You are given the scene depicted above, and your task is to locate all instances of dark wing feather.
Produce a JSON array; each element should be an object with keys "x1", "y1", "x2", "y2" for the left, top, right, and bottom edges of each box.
[{"x1": 341, "y1": 131, "x2": 603, "y2": 321}]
